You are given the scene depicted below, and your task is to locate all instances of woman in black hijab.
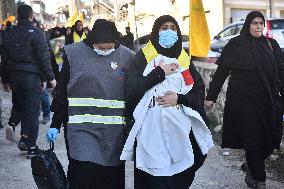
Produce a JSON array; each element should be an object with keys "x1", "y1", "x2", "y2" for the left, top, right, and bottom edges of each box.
[
  {"x1": 124, "y1": 15, "x2": 213, "y2": 189},
  {"x1": 205, "y1": 11, "x2": 284, "y2": 189}
]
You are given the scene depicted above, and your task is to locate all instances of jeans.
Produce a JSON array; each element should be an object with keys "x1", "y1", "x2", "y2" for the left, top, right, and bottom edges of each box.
[
  {"x1": 9, "y1": 71, "x2": 42, "y2": 147},
  {"x1": 41, "y1": 88, "x2": 50, "y2": 118}
]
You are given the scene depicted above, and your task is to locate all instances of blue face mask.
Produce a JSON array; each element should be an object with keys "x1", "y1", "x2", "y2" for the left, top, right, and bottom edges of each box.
[{"x1": 158, "y1": 29, "x2": 178, "y2": 48}]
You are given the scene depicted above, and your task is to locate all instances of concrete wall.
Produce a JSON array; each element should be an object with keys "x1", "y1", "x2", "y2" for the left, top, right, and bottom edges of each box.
[
  {"x1": 193, "y1": 61, "x2": 228, "y2": 125},
  {"x1": 0, "y1": 2, "x2": 2, "y2": 22}
]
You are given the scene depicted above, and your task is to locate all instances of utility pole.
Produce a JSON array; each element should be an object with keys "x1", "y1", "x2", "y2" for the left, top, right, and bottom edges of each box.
[
  {"x1": 76, "y1": 0, "x2": 81, "y2": 13},
  {"x1": 133, "y1": 0, "x2": 139, "y2": 44},
  {"x1": 269, "y1": 0, "x2": 272, "y2": 17},
  {"x1": 97, "y1": 0, "x2": 100, "y2": 18},
  {"x1": 113, "y1": 0, "x2": 119, "y2": 22}
]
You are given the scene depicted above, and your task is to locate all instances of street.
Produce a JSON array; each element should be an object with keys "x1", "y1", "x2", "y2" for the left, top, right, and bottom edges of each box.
[{"x1": 0, "y1": 87, "x2": 284, "y2": 189}]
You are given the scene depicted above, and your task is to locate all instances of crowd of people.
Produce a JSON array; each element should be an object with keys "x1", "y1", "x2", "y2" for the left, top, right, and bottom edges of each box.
[{"x1": 0, "y1": 4, "x2": 283, "y2": 189}]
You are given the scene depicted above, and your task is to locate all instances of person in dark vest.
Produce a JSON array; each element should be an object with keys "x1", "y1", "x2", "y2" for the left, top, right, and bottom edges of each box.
[
  {"x1": 121, "y1": 15, "x2": 213, "y2": 189},
  {"x1": 65, "y1": 20, "x2": 87, "y2": 45},
  {"x1": 1, "y1": 5, "x2": 56, "y2": 158},
  {"x1": 205, "y1": 11, "x2": 284, "y2": 189},
  {"x1": 46, "y1": 19, "x2": 135, "y2": 189}
]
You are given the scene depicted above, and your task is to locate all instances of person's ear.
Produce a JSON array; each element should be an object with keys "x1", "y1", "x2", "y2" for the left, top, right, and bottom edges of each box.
[{"x1": 29, "y1": 15, "x2": 34, "y2": 22}]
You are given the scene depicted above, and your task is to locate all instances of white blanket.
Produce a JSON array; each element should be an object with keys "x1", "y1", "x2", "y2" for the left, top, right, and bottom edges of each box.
[{"x1": 120, "y1": 54, "x2": 214, "y2": 176}]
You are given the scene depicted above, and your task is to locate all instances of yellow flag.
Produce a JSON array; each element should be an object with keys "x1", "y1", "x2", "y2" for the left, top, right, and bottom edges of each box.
[
  {"x1": 77, "y1": 13, "x2": 84, "y2": 22},
  {"x1": 190, "y1": 0, "x2": 210, "y2": 57},
  {"x1": 7, "y1": 15, "x2": 16, "y2": 22},
  {"x1": 67, "y1": 9, "x2": 79, "y2": 27}
]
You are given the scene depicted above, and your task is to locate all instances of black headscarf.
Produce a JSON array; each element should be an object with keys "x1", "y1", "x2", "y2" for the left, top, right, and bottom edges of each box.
[
  {"x1": 219, "y1": 11, "x2": 278, "y2": 98},
  {"x1": 74, "y1": 20, "x2": 84, "y2": 37},
  {"x1": 240, "y1": 11, "x2": 265, "y2": 40},
  {"x1": 150, "y1": 15, "x2": 182, "y2": 58},
  {"x1": 50, "y1": 26, "x2": 62, "y2": 39},
  {"x1": 218, "y1": 11, "x2": 273, "y2": 69}
]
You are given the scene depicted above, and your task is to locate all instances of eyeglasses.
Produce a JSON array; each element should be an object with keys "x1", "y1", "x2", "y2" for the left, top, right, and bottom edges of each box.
[{"x1": 251, "y1": 21, "x2": 264, "y2": 26}]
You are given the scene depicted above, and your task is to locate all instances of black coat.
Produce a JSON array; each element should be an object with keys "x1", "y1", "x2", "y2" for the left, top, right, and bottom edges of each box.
[
  {"x1": 1, "y1": 20, "x2": 54, "y2": 83},
  {"x1": 206, "y1": 37, "x2": 284, "y2": 153}
]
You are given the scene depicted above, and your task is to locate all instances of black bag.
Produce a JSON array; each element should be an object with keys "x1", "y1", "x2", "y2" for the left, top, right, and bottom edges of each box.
[{"x1": 31, "y1": 142, "x2": 69, "y2": 189}]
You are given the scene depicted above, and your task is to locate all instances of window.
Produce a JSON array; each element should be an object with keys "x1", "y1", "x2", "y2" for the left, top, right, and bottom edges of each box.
[
  {"x1": 219, "y1": 26, "x2": 237, "y2": 38},
  {"x1": 270, "y1": 19, "x2": 284, "y2": 29},
  {"x1": 181, "y1": 35, "x2": 189, "y2": 42},
  {"x1": 234, "y1": 25, "x2": 243, "y2": 35}
]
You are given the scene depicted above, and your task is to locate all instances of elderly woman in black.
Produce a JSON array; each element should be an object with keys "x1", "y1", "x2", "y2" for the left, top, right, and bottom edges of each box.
[
  {"x1": 205, "y1": 11, "x2": 284, "y2": 189},
  {"x1": 121, "y1": 15, "x2": 213, "y2": 189}
]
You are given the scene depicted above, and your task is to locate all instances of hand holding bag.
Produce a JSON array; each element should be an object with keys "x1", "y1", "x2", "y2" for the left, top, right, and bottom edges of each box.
[{"x1": 31, "y1": 142, "x2": 69, "y2": 189}]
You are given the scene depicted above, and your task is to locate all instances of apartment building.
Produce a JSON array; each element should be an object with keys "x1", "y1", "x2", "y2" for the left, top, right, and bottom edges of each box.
[{"x1": 224, "y1": 0, "x2": 284, "y2": 25}]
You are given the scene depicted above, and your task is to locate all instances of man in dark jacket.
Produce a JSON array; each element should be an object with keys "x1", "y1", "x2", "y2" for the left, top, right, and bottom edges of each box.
[
  {"x1": 1, "y1": 5, "x2": 56, "y2": 159},
  {"x1": 122, "y1": 26, "x2": 134, "y2": 50}
]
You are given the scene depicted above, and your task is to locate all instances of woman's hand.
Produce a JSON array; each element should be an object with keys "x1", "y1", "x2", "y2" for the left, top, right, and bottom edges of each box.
[
  {"x1": 156, "y1": 91, "x2": 178, "y2": 107},
  {"x1": 158, "y1": 60, "x2": 179, "y2": 76},
  {"x1": 204, "y1": 100, "x2": 214, "y2": 109}
]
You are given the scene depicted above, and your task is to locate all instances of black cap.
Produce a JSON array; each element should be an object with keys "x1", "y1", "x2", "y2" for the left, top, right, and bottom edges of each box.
[{"x1": 92, "y1": 19, "x2": 118, "y2": 44}]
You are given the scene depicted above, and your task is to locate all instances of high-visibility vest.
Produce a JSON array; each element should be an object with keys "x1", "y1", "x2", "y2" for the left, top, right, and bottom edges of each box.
[
  {"x1": 142, "y1": 41, "x2": 190, "y2": 69},
  {"x1": 63, "y1": 42, "x2": 134, "y2": 165},
  {"x1": 73, "y1": 31, "x2": 86, "y2": 43}
]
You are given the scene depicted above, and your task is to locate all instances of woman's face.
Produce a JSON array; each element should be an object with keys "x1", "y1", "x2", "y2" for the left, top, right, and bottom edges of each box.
[
  {"x1": 249, "y1": 17, "x2": 264, "y2": 38},
  {"x1": 75, "y1": 21, "x2": 83, "y2": 31},
  {"x1": 159, "y1": 22, "x2": 177, "y2": 32}
]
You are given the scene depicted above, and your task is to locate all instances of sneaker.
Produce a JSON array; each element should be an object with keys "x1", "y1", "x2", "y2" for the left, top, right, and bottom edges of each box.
[
  {"x1": 5, "y1": 125, "x2": 16, "y2": 142},
  {"x1": 26, "y1": 146, "x2": 42, "y2": 159},
  {"x1": 17, "y1": 137, "x2": 29, "y2": 151},
  {"x1": 42, "y1": 116, "x2": 50, "y2": 124}
]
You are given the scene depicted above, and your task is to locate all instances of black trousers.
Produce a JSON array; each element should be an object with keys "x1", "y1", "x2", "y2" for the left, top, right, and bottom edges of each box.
[
  {"x1": 134, "y1": 131, "x2": 207, "y2": 189},
  {"x1": 9, "y1": 72, "x2": 42, "y2": 147},
  {"x1": 64, "y1": 124, "x2": 125, "y2": 189},
  {"x1": 68, "y1": 158, "x2": 125, "y2": 189}
]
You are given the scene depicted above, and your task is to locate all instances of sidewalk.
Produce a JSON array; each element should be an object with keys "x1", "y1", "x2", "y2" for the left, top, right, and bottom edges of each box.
[{"x1": 0, "y1": 88, "x2": 283, "y2": 189}]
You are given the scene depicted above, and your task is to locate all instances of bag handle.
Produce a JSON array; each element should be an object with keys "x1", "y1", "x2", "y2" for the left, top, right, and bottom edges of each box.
[
  {"x1": 49, "y1": 142, "x2": 54, "y2": 151},
  {"x1": 266, "y1": 37, "x2": 273, "y2": 51}
]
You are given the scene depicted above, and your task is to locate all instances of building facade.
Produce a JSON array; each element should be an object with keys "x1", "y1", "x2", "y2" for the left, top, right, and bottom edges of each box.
[{"x1": 224, "y1": 0, "x2": 284, "y2": 25}]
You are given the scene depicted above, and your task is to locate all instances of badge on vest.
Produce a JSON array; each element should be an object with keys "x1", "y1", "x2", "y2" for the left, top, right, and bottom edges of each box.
[{"x1": 110, "y1": 62, "x2": 118, "y2": 69}]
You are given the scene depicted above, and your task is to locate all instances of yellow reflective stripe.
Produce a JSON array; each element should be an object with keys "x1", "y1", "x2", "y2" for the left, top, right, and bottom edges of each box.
[
  {"x1": 68, "y1": 98, "x2": 125, "y2": 109},
  {"x1": 142, "y1": 41, "x2": 190, "y2": 69},
  {"x1": 68, "y1": 114, "x2": 125, "y2": 125}
]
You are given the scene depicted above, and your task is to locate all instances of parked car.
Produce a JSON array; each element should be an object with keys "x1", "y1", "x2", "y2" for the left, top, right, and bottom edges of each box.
[
  {"x1": 133, "y1": 34, "x2": 189, "y2": 52},
  {"x1": 211, "y1": 18, "x2": 284, "y2": 52}
]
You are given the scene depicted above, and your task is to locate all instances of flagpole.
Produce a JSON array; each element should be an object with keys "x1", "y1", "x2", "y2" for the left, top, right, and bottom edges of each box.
[{"x1": 133, "y1": 0, "x2": 139, "y2": 46}]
